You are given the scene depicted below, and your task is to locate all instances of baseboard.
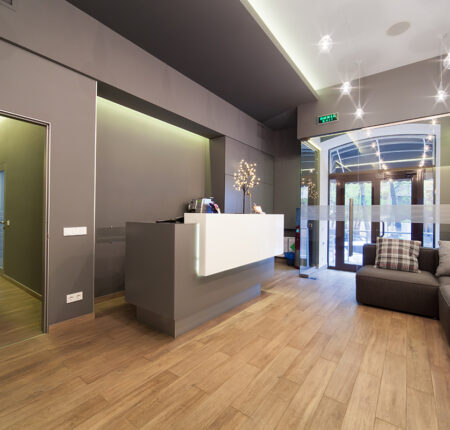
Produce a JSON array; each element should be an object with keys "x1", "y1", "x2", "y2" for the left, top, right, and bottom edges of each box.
[
  {"x1": 2, "y1": 274, "x2": 42, "y2": 300},
  {"x1": 95, "y1": 290, "x2": 124, "y2": 304},
  {"x1": 135, "y1": 284, "x2": 261, "y2": 338},
  {"x1": 48, "y1": 312, "x2": 95, "y2": 334}
]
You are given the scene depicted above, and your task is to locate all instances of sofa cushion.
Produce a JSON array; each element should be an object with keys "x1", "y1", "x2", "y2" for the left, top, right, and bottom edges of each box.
[
  {"x1": 356, "y1": 265, "x2": 439, "y2": 318},
  {"x1": 375, "y1": 237, "x2": 420, "y2": 272},
  {"x1": 358, "y1": 265, "x2": 439, "y2": 287},
  {"x1": 439, "y1": 279, "x2": 450, "y2": 304},
  {"x1": 438, "y1": 282, "x2": 450, "y2": 344},
  {"x1": 436, "y1": 241, "x2": 450, "y2": 277}
]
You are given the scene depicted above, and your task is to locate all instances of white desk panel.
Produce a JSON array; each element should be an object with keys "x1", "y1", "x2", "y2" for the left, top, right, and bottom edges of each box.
[{"x1": 184, "y1": 214, "x2": 284, "y2": 276}]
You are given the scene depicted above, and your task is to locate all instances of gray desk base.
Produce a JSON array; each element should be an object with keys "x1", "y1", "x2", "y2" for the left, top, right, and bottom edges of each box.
[{"x1": 125, "y1": 222, "x2": 274, "y2": 337}]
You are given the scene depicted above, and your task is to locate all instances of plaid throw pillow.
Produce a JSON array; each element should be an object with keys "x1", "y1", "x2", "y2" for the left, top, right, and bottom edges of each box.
[{"x1": 375, "y1": 237, "x2": 420, "y2": 272}]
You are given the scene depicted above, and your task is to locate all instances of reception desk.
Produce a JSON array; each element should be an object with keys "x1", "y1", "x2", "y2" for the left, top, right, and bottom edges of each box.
[{"x1": 125, "y1": 214, "x2": 284, "y2": 337}]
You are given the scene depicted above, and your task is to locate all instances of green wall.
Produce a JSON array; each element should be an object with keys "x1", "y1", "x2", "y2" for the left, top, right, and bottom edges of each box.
[{"x1": 0, "y1": 117, "x2": 45, "y2": 295}]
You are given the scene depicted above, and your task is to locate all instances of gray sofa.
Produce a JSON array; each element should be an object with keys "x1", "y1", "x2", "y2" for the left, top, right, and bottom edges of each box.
[{"x1": 356, "y1": 244, "x2": 449, "y2": 344}]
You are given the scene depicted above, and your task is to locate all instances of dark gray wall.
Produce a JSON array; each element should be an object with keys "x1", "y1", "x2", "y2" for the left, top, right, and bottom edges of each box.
[
  {"x1": 0, "y1": 0, "x2": 274, "y2": 152},
  {"x1": 297, "y1": 57, "x2": 450, "y2": 139},
  {"x1": 273, "y1": 128, "x2": 300, "y2": 229},
  {"x1": 210, "y1": 136, "x2": 274, "y2": 214},
  {"x1": 66, "y1": 0, "x2": 316, "y2": 124},
  {"x1": 95, "y1": 97, "x2": 209, "y2": 297},
  {"x1": 0, "y1": 117, "x2": 45, "y2": 295},
  {"x1": 0, "y1": 40, "x2": 97, "y2": 326}
]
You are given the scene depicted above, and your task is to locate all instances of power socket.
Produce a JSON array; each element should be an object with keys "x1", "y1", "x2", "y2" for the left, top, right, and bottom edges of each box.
[{"x1": 66, "y1": 291, "x2": 83, "y2": 303}]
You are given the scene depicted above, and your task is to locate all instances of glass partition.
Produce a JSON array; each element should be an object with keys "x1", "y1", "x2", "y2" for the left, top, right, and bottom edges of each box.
[
  {"x1": 299, "y1": 113, "x2": 450, "y2": 273},
  {"x1": 299, "y1": 142, "x2": 320, "y2": 275}
]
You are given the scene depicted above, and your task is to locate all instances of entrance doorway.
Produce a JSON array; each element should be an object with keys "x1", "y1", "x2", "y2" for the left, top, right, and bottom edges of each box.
[
  {"x1": 0, "y1": 113, "x2": 47, "y2": 348},
  {"x1": 329, "y1": 169, "x2": 427, "y2": 271}
]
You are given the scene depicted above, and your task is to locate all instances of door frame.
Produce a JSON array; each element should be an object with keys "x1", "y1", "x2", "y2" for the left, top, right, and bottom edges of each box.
[
  {"x1": 328, "y1": 167, "x2": 428, "y2": 272},
  {"x1": 0, "y1": 109, "x2": 50, "y2": 333}
]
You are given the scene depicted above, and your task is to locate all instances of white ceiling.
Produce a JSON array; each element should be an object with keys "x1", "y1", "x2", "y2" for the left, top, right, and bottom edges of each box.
[{"x1": 243, "y1": 0, "x2": 450, "y2": 90}]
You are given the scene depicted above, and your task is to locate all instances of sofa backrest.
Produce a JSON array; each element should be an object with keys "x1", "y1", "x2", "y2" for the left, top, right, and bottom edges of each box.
[{"x1": 362, "y1": 243, "x2": 439, "y2": 274}]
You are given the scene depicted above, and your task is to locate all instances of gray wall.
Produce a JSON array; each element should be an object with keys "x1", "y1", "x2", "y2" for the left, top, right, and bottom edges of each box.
[
  {"x1": 210, "y1": 136, "x2": 274, "y2": 214},
  {"x1": 297, "y1": 57, "x2": 450, "y2": 139},
  {"x1": 95, "y1": 98, "x2": 209, "y2": 297},
  {"x1": 273, "y1": 128, "x2": 300, "y2": 229},
  {"x1": 0, "y1": 40, "x2": 97, "y2": 326},
  {"x1": 0, "y1": 0, "x2": 274, "y2": 152},
  {"x1": 0, "y1": 0, "x2": 280, "y2": 322},
  {"x1": 0, "y1": 117, "x2": 45, "y2": 295}
]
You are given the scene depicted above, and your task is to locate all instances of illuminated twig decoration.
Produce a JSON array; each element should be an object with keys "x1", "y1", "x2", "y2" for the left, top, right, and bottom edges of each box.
[{"x1": 233, "y1": 160, "x2": 261, "y2": 213}]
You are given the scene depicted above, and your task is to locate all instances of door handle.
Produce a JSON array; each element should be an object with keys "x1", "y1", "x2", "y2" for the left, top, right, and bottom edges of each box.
[
  {"x1": 0, "y1": 220, "x2": 10, "y2": 226},
  {"x1": 380, "y1": 221, "x2": 385, "y2": 237},
  {"x1": 348, "y1": 198, "x2": 354, "y2": 257}
]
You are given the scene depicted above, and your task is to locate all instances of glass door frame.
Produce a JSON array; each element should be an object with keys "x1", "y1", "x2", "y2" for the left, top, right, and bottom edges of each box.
[{"x1": 328, "y1": 168, "x2": 426, "y2": 272}]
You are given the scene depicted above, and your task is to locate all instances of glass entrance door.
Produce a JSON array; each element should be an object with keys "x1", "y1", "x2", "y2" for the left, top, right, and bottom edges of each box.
[
  {"x1": 333, "y1": 179, "x2": 374, "y2": 271},
  {"x1": 344, "y1": 181, "x2": 372, "y2": 266},
  {"x1": 330, "y1": 170, "x2": 428, "y2": 272},
  {"x1": 380, "y1": 178, "x2": 412, "y2": 241}
]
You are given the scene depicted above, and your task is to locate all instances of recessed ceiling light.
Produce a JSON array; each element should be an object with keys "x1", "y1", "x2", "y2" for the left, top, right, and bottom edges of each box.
[
  {"x1": 340, "y1": 81, "x2": 351, "y2": 95},
  {"x1": 386, "y1": 21, "x2": 411, "y2": 37},
  {"x1": 318, "y1": 35, "x2": 332, "y2": 52},
  {"x1": 371, "y1": 142, "x2": 376, "y2": 148},
  {"x1": 355, "y1": 107, "x2": 364, "y2": 118},
  {"x1": 436, "y1": 88, "x2": 448, "y2": 102}
]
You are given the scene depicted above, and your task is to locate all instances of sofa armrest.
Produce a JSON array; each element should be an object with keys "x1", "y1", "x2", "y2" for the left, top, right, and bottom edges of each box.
[{"x1": 362, "y1": 244, "x2": 376, "y2": 266}]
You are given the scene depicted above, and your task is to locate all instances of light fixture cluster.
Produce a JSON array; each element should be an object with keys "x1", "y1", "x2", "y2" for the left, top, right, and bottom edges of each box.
[{"x1": 233, "y1": 160, "x2": 260, "y2": 193}]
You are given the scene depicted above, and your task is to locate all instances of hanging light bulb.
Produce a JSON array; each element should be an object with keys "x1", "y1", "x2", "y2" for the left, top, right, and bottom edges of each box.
[
  {"x1": 355, "y1": 107, "x2": 364, "y2": 118},
  {"x1": 354, "y1": 61, "x2": 364, "y2": 119},
  {"x1": 318, "y1": 35, "x2": 332, "y2": 52},
  {"x1": 340, "y1": 81, "x2": 351, "y2": 95},
  {"x1": 436, "y1": 88, "x2": 448, "y2": 102},
  {"x1": 444, "y1": 53, "x2": 450, "y2": 70}
]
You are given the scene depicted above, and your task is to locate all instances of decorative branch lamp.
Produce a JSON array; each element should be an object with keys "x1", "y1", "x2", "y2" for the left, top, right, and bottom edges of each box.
[{"x1": 233, "y1": 160, "x2": 260, "y2": 213}]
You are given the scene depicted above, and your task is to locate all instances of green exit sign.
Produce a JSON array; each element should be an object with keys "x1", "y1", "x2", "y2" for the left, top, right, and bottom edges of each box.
[{"x1": 317, "y1": 113, "x2": 338, "y2": 124}]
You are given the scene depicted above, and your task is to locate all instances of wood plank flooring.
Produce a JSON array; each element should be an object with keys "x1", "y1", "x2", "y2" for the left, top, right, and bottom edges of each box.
[
  {"x1": 0, "y1": 263, "x2": 449, "y2": 429},
  {"x1": 0, "y1": 276, "x2": 42, "y2": 348}
]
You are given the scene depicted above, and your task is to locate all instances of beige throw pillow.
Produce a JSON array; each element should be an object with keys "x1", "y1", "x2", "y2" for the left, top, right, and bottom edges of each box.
[{"x1": 436, "y1": 240, "x2": 450, "y2": 277}]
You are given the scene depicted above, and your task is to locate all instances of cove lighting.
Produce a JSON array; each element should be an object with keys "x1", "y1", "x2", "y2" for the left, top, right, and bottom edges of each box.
[
  {"x1": 318, "y1": 35, "x2": 332, "y2": 52},
  {"x1": 340, "y1": 81, "x2": 351, "y2": 95}
]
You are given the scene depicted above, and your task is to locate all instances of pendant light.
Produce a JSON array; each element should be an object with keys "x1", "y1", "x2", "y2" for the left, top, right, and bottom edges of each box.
[
  {"x1": 354, "y1": 61, "x2": 364, "y2": 118},
  {"x1": 436, "y1": 34, "x2": 448, "y2": 103}
]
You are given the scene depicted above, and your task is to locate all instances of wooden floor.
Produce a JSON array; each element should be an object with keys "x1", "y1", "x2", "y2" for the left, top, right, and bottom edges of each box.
[
  {"x1": 0, "y1": 264, "x2": 449, "y2": 430},
  {"x1": 0, "y1": 276, "x2": 42, "y2": 348}
]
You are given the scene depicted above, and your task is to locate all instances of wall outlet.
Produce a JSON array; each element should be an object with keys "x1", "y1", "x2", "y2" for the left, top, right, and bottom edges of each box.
[
  {"x1": 66, "y1": 291, "x2": 83, "y2": 303},
  {"x1": 63, "y1": 226, "x2": 87, "y2": 236}
]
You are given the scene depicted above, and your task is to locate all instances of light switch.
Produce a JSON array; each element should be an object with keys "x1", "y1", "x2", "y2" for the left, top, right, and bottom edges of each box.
[{"x1": 63, "y1": 226, "x2": 87, "y2": 236}]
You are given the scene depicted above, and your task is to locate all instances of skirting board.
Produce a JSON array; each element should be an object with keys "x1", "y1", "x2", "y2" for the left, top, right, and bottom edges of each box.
[
  {"x1": 2, "y1": 274, "x2": 42, "y2": 300},
  {"x1": 48, "y1": 312, "x2": 95, "y2": 334},
  {"x1": 95, "y1": 290, "x2": 124, "y2": 304},
  {"x1": 136, "y1": 284, "x2": 261, "y2": 337}
]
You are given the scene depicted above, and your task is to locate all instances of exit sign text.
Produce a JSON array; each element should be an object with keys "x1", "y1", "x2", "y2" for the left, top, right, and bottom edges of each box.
[{"x1": 317, "y1": 113, "x2": 338, "y2": 124}]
